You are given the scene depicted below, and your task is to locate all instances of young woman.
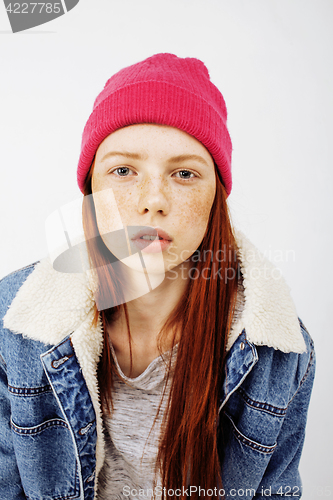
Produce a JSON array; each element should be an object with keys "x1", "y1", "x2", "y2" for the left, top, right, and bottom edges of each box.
[{"x1": 0, "y1": 53, "x2": 315, "y2": 500}]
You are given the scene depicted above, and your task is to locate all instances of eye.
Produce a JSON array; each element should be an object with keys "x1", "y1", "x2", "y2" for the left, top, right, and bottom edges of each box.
[
  {"x1": 173, "y1": 170, "x2": 197, "y2": 180},
  {"x1": 110, "y1": 166, "x2": 135, "y2": 177}
]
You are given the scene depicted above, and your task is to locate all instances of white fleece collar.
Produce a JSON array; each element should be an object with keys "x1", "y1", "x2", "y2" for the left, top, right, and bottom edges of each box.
[
  {"x1": 227, "y1": 230, "x2": 306, "y2": 353},
  {"x1": 3, "y1": 230, "x2": 306, "y2": 494}
]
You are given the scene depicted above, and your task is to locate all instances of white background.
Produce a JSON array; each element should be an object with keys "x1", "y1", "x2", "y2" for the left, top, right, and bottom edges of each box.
[{"x1": 1, "y1": 1, "x2": 332, "y2": 498}]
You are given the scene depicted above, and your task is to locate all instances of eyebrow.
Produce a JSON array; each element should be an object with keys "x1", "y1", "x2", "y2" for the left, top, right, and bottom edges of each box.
[
  {"x1": 101, "y1": 151, "x2": 148, "y2": 162},
  {"x1": 167, "y1": 154, "x2": 210, "y2": 168},
  {"x1": 100, "y1": 151, "x2": 209, "y2": 167}
]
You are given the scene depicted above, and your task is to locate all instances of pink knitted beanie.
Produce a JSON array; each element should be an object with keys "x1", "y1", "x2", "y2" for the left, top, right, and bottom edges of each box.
[{"x1": 77, "y1": 53, "x2": 232, "y2": 195}]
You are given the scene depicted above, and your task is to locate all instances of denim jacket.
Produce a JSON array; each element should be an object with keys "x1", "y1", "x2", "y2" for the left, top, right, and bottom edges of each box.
[{"x1": 0, "y1": 231, "x2": 315, "y2": 500}]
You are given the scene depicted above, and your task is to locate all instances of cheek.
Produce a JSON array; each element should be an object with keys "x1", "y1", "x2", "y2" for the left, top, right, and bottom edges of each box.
[
  {"x1": 165, "y1": 189, "x2": 214, "y2": 267},
  {"x1": 92, "y1": 187, "x2": 125, "y2": 234},
  {"x1": 110, "y1": 191, "x2": 137, "y2": 232},
  {"x1": 175, "y1": 187, "x2": 215, "y2": 234},
  {"x1": 92, "y1": 174, "x2": 134, "y2": 230}
]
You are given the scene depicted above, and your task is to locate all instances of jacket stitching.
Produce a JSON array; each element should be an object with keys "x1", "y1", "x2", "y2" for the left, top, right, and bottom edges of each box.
[
  {"x1": 237, "y1": 387, "x2": 287, "y2": 417},
  {"x1": 26, "y1": 487, "x2": 79, "y2": 500},
  {"x1": 40, "y1": 354, "x2": 86, "y2": 498},
  {"x1": 288, "y1": 338, "x2": 315, "y2": 407},
  {"x1": 28, "y1": 493, "x2": 79, "y2": 500},
  {"x1": 11, "y1": 417, "x2": 69, "y2": 435},
  {"x1": 8, "y1": 384, "x2": 52, "y2": 396},
  {"x1": 299, "y1": 339, "x2": 315, "y2": 387},
  {"x1": 224, "y1": 412, "x2": 277, "y2": 454},
  {"x1": 219, "y1": 341, "x2": 258, "y2": 412}
]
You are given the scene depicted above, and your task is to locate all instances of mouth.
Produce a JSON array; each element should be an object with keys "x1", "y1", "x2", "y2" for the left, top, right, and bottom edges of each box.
[
  {"x1": 131, "y1": 227, "x2": 172, "y2": 241},
  {"x1": 129, "y1": 227, "x2": 173, "y2": 253}
]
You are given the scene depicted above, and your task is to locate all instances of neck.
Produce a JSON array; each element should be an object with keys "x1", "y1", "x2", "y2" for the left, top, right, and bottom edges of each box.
[
  {"x1": 107, "y1": 262, "x2": 189, "y2": 376},
  {"x1": 128, "y1": 267, "x2": 188, "y2": 335},
  {"x1": 119, "y1": 263, "x2": 188, "y2": 337}
]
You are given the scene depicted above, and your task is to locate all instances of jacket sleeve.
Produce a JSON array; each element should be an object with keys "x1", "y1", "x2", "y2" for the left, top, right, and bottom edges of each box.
[
  {"x1": 254, "y1": 326, "x2": 316, "y2": 499},
  {"x1": 0, "y1": 267, "x2": 35, "y2": 499},
  {"x1": 0, "y1": 355, "x2": 27, "y2": 499}
]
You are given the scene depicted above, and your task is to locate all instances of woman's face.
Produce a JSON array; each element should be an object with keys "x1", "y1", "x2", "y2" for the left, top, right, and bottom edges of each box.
[{"x1": 91, "y1": 124, "x2": 216, "y2": 275}]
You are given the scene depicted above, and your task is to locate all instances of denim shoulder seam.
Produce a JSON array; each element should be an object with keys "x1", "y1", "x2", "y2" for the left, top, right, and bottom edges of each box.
[
  {"x1": 288, "y1": 338, "x2": 315, "y2": 407},
  {"x1": 298, "y1": 317, "x2": 313, "y2": 342}
]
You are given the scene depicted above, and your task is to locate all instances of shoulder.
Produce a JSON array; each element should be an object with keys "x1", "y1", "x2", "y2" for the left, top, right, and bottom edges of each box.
[
  {"x1": 1, "y1": 256, "x2": 95, "y2": 348},
  {"x1": 0, "y1": 263, "x2": 39, "y2": 313},
  {"x1": 0, "y1": 263, "x2": 39, "y2": 340},
  {"x1": 243, "y1": 320, "x2": 315, "y2": 408},
  {"x1": 229, "y1": 230, "x2": 307, "y2": 354},
  {"x1": 0, "y1": 262, "x2": 47, "y2": 367}
]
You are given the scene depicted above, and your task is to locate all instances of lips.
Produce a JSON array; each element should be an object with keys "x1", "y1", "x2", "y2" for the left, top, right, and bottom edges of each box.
[
  {"x1": 129, "y1": 226, "x2": 173, "y2": 253},
  {"x1": 131, "y1": 227, "x2": 172, "y2": 241}
]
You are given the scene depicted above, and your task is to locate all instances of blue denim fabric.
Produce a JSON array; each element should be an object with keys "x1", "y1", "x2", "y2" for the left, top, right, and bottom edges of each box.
[
  {"x1": 0, "y1": 264, "x2": 316, "y2": 500},
  {"x1": 219, "y1": 327, "x2": 315, "y2": 499}
]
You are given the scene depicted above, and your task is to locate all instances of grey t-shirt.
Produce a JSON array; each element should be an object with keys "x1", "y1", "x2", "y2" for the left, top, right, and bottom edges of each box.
[{"x1": 97, "y1": 344, "x2": 177, "y2": 500}]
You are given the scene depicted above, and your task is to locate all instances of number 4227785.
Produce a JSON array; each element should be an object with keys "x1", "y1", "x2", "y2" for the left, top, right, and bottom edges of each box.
[{"x1": 6, "y1": 3, "x2": 62, "y2": 14}]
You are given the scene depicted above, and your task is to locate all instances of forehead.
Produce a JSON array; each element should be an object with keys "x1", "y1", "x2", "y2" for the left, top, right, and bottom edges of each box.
[{"x1": 95, "y1": 124, "x2": 214, "y2": 164}]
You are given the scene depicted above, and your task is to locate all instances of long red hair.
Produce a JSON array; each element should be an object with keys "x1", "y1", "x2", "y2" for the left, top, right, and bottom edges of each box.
[{"x1": 82, "y1": 168, "x2": 239, "y2": 499}]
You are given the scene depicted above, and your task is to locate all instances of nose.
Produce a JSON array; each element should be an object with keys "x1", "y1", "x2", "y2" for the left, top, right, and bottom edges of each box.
[{"x1": 137, "y1": 174, "x2": 170, "y2": 216}]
